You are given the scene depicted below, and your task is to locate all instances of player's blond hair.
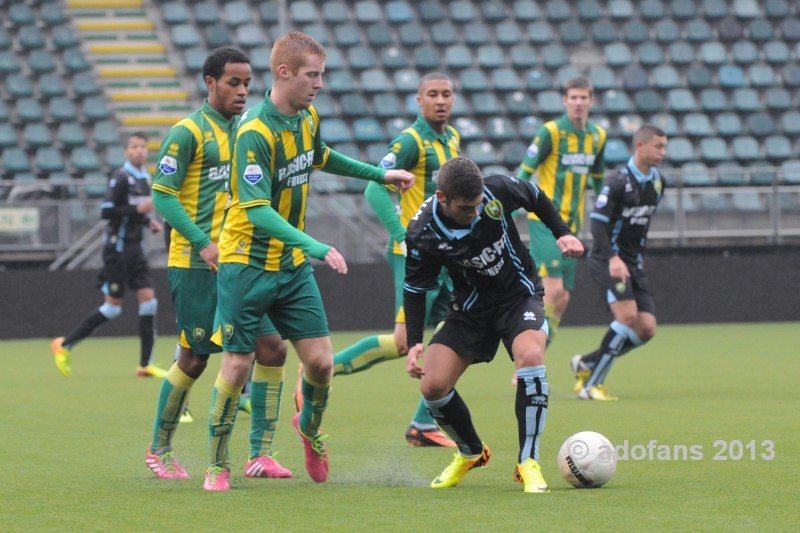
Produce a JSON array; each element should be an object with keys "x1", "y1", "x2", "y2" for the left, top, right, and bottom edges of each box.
[{"x1": 270, "y1": 31, "x2": 326, "y2": 76}]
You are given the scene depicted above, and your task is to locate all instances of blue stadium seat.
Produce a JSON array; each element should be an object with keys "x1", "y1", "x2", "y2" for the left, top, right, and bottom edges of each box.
[
  {"x1": 605, "y1": 43, "x2": 633, "y2": 66},
  {"x1": 444, "y1": 46, "x2": 472, "y2": 68},
  {"x1": 464, "y1": 22, "x2": 492, "y2": 45},
  {"x1": 372, "y1": 93, "x2": 401, "y2": 118},
  {"x1": 0, "y1": 28, "x2": 11, "y2": 50},
  {"x1": 2, "y1": 148, "x2": 31, "y2": 173},
  {"x1": 603, "y1": 138, "x2": 631, "y2": 163},
  {"x1": 492, "y1": 69, "x2": 523, "y2": 91},
  {"x1": 718, "y1": 16, "x2": 744, "y2": 43},
  {"x1": 668, "y1": 42, "x2": 695, "y2": 65},
  {"x1": 184, "y1": 47, "x2": 207, "y2": 71},
  {"x1": 419, "y1": 1, "x2": 445, "y2": 22},
  {"x1": 780, "y1": 160, "x2": 800, "y2": 183},
  {"x1": 731, "y1": 191, "x2": 765, "y2": 211},
  {"x1": 496, "y1": 21, "x2": 523, "y2": 45},
  {"x1": 512, "y1": 0, "x2": 541, "y2": 21},
  {"x1": 671, "y1": 0, "x2": 696, "y2": 19},
  {"x1": 609, "y1": 0, "x2": 634, "y2": 19},
  {"x1": 686, "y1": 19, "x2": 713, "y2": 42},
  {"x1": 702, "y1": 0, "x2": 729, "y2": 18},
  {"x1": 320, "y1": 119, "x2": 352, "y2": 143},
  {"x1": 732, "y1": 41, "x2": 759, "y2": 64},
  {"x1": 541, "y1": 44, "x2": 569, "y2": 68},
  {"x1": 576, "y1": 0, "x2": 603, "y2": 20},
  {"x1": 450, "y1": 95, "x2": 471, "y2": 116},
  {"x1": 505, "y1": 91, "x2": 533, "y2": 114},
  {"x1": 537, "y1": 91, "x2": 563, "y2": 114},
  {"x1": 385, "y1": 117, "x2": 412, "y2": 138},
  {"x1": 622, "y1": 20, "x2": 648, "y2": 43},
  {"x1": 404, "y1": 94, "x2": 420, "y2": 115},
  {"x1": 365, "y1": 143, "x2": 386, "y2": 165},
  {"x1": 618, "y1": 114, "x2": 642, "y2": 137},
  {"x1": 386, "y1": 1, "x2": 415, "y2": 23},
  {"x1": 413, "y1": 45, "x2": 440, "y2": 69},
  {"x1": 353, "y1": 2, "x2": 381, "y2": 23},
  {"x1": 71, "y1": 149, "x2": 101, "y2": 172},
  {"x1": 510, "y1": 45, "x2": 538, "y2": 68},
  {"x1": 666, "y1": 137, "x2": 695, "y2": 162},
  {"x1": 748, "y1": 19, "x2": 775, "y2": 41},
  {"x1": 655, "y1": 19, "x2": 680, "y2": 42},
  {"x1": 667, "y1": 89, "x2": 699, "y2": 112},
  {"x1": 289, "y1": 2, "x2": 318, "y2": 24},
  {"x1": 73, "y1": 73, "x2": 100, "y2": 97},
  {"x1": 0, "y1": 124, "x2": 15, "y2": 147},
  {"x1": 52, "y1": 25, "x2": 79, "y2": 50},
  {"x1": 700, "y1": 42, "x2": 727, "y2": 65},
  {"x1": 348, "y1": 46, "x2": 376, "y2": 70},
  {"x1": 48, "y1": 98, "x2": 78, "y2": 123},
  {"x1": 765, "y1": 0, "x2": 790, "y2": 19},
  {"x1": 0, "y1": 52, "x2": 19, "y2": 73},
  {"x1": 518, "y1": 116, "x2": 544, "y2": 138},
  {"x1": 36, "y1": 148, "x2": 65, "y2": 172},
  {"x1": 339, "y1": 94, "x2": 368, "y2": 117},
  {"x1": 303, "y1": 24, "x2": 331, "y2": 46},
  {"x1": 545, "y1": 0, "x2": 572, "y2": 21},
  {"x1": 258, "y1": 1, "x2": 279, "y2": 23},
  {"x1": 487, "y1": 117, "x2": 517, "y2": 139},
  {"x1": 39, "y1": 75, "x2": 66, "y2": 98},
  {"x1": 333, "y1": 24, "x2": 360, "y2": 47},
  {"x1": 172, "y1": 25, "x2": 201, "y2": 48},
  {"x1": 237, "y1": 25, "x2": 266, "y2": 49},
  {"x1": 779, "y1": 19, "x2": 800, "y2": 41},
  {"x1": 764, "y1": 41, "x2": 791, "y2": 64},
  {"x1": 9, "y1": 4, "x2": 35, "y2": 25},
  {"x1": 731, "y1": 136, "x2": 762, "y2": 160},
  {"x1": 749, "y1": 64, "x2": 778, "y2": 86},
  {"x1": 461, "y1": 69, "x2": 490, "y2": 92},
  {"x1": 700, "y1": 137, "x2": 728, "y2": 161},
  {"x1": 352, "y1": 118, "x2": 385, "y2": 142},
  {"x1": 780, "y1": 111, "x2": 800, "y2": 135},
  {"x1": 621, "y1": 66, "x2": 649, "y2": 90},
  {"x1": 472, "y1": 92, "x2": 501, "y2": 115},
  {"x1": 781, "y1": 64, "x2": 800, "y2": 87},
  {"x1": 398, "y1": 22, "x2": 426, "y2": 46},
  {"x1": 603, "y1": 90, "x2": 634, "y2": 113},
  {"x1": 716, "y1": 161, "x2": 747, "y2": 185},
  {"x1": 23, "y1": 123, "x2": 52, "y2": 148},
  {"x1": 19, "y1": 25, "x2": 45, "y2": 49},
  {"x1": 476, "y1": 45, "x2": 505, "y2": 68},
  {"x1": 501, "y1": 140, "x2": 527, "y2": 165},
  {"x1": 361, "y1": 70, "x2": 392, "y2": 92},
  {"x1": 590, "y1": 67, "x2": 618, "y2": 90},
  {"x1": 311, "y1": 94, "x2": 335, "y2": 117},
  {"x1": 765, "y1": 135, "x2": 792, "y2": 158},
  {"x1": 41, "y1": 2, "x2": 68, "y2": 26},
  {"x1": 747, "y1": 112, "x2": 776, "y2": 136},
  {"x1": 719, "y1": 65, "x2": 747, "y2": 87},
  {"x1": 482, "y1": 0, "x2": 508, "y2": 21},
  {"x1": 327, "y1": 71, "x2": 356, "y2": 93},
  {"x1": 684, "y1": 113, "x2": 714, "y2": 136},
  {"x1": 638, "y1": 43, "x2": 665, "y2": 66},
  {"x1": 558, "y1": 67, "x2": 582, "y2": 89},
  {"x1": 453, "y1": 117, "x2": 483, "y2": 140},
  {"x1": 591, "y1": 20, "x2": 619, "y2": 43},
  {"x1": 324, "y1": 1, "x2": 351, "y2": 23},
  {"x1": 528, "y1": 21, "x2": 555, "y2": 44},
  {"x1": 560, "y1": 20, "x2": 586, "y2": 44},
  {"x1": 393, "y1": 69, "x2": 419, "y2": 92},
  {"x1": 634, "y1": 90, "x2": 663, "y2": 113},
  {"x1": 686, "y1": 65, "x2": 714, "y2": 88},
  {"x1": 6, "y1": 74, "x2": 32, "y2": 97},
  {"x1": 732, "y1": 88, "x2": 761, "y2": 111},
  {"x1": 30, "y1": 50, "x2": 57, "y2": 73},
  {"x1": 653, "y1": 66, "x2": 681, "y2": 89},
  {"x1": 681, "y1": 162, "x2": 713, "y2": 185},
  {"x1": 466, "y1": 141, "x2": 496, "y2": 165},
  {"x1": 92, "y1": 122, "x2": 121, "y2": 146},
  {"x1": 431, "y1": 22, "x2": 458, "y2": 45},
  {"x1": 651, "y1": 113, "x2": 679, "y2": 136},
  {"x1": 715, "y1": 113, "x2": 744, "y2": 136},
  {"x1": 193, "y1": 3, "x2": 220, "y2": 25},
  {"x1": 17, "y1": 98, "x2": 43, "y2": 123}
]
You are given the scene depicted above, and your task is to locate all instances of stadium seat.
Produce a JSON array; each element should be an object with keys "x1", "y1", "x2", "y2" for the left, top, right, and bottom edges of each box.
[
  {"x1": 686, "y1": 19, "x2": 713, "y2": 42},
  {"x1": 353, "y1": 2, "x2": 381, "y2": 23},
  {"x1": 0, "y1": 51, "x2": 19, "y2": 73},
  {"x1": 333, "y1": 24, "x2": 360, "y2": 47},
  {"x1": 247, "y1": 46, "x2": 270, "y2": 71},
  {"x1": 450, "y1": 96, "x2": 471, "y2": 116},
  {"x1": 747, "y1": 113, "x2": 776, "y2": 136},
  {"x1": 733, "y1": 0, "x2": 759, "y2": 17},
  {"x1": 505, "y1": 91, "x2": 533, "y2": 114},
  {"x1": 653, "y1": 66, "x2": 681, "y2": 89},
  {"x1": 513, "y1": 0, "x2": 541, "y2": 21},
  {"x1": 501, "y1": 140, "x2": 527, "y2": 166},
  {"x1": 715, "y1": 161, "x2": 747, "y2": 185},
  {"x1": 444, "y1": 46, "x2": 472, "y2": 69},
  {"x1": 780, "y1": 159, "x2": 800, "y2": 183},
  {"x1": 684, "y1": 113, "x2": 714, "y2": 136},
  {"x1": 542, "y1": 44, "x2": 570, "y2": 68},
  {"x1": 556, "y1": 66, "x2": 580, "y2": 88},
  {"x1": 392, "y1": 69, "x2": 418, "y2": 92},
  {"x1": 749, "y1": 64, "x2": 778, "y2": 86},
  {"x1": 472, "y1": 93, "x2": 501, "y2": 115},
  {"x1": 40, "y1": 2, "x2": 67, "y2": 25},
  {"x1": 289, "y1": 2, "x2": 318, "y2": 24},
  {"x1": 622, "y1": 20, "x2": 648, "y2": 43},
  {"x1": 348, "y1": 47, "x2": 376, "y2": 70},
  {"x1": 0, "y1": 29, "x2": 11, "y2": 50},
  {"x1": 719, "y1": 65, "x2": 747, "y2": 87},
  {"x1": 2, "y1": 148, "x2": 31, "y2": 173},
  {"x1": 732, "y1": 88, "x2": 761, "y2": 111},
  {"x1": 686, "y1": 66, "x2": 714, "y2": 88},
  {"x1": 370, "y1": 93, "x2": 400, "y2": 118},
  {"x1": 431, "y1": 22, "x2": 458, "y2": 45},
  {"x1": 748, "y1": 19, "x2": 775, "y2": 41},
  {"x1": 638, "y1": 43, "x2": 664, "y2": 66},
  {"x1": 193, "y1": 3, "x2": 219, "y2": 25},
  {"x1": 17, "y1": 99, "x2": 43, "y2": 123},
  {"x1": 0, "y1": 101, "x2": 8, "y2": 122},
  {"x1": 510, "y1": 45, "x2": 538, "y2": 68},
  {"x1": 655, "y1": 19, "x2": 680, "y2": 42},
  {"x1": 30, "y1": 50, "x2": 57, "y2": 73},
  {"x1": 48, "y1": 98, "x2": 78, "y2": 123},
  {"x1": 732, "y1": 136, "x2": 762, "y2": 159},
  {"x1": 668, "y1": 42, "x2": 695, "y2": 65},
  {"x1": 71, "y1": 148, "x2": 101, "y2": 172},
  {"x1": 481, "y1": 0, "x2": 508, "y2": 21},
  {"x1": 302, "y1": 24, "x2": 331, "y2": 46},
  {"x1": 590, "y1": 67, "x2": 618, "y2": 90},
  {"x1": 496, "y1": 22, "x2": 523, "y2": 45},
  {"x1": 518, "y1": 116, "x2": 544, "y2": 138},
  {"x1": 363, "y1": 24, "x2": 390, "y2": 46},
  {"x1": 700, "y1": 137, "x2": 728, "y2": 161},
  {"x1": 634, "y1": 90, "x2": 663, "y2": 113},
  {"x1": 732, "y1": 191, "x2": 764, "y2": 211},
  {"x1": 780, "y1": 111, "x2": 800, "y2": 134},
  {"x1": 172, "y1": 25, "x2": 201, "y2": 48},
  {"x1": 364, "y1": 142, "x2": 386, "y2": 165},
  {"x1": 528, "y1": 21, "x2": 555, "y2": 44},
  {"x1": 327, "y1": 71, "x2": 356, "y2": 93},
  {"x1": 237, "y1": 25, "x2": 266, "y2": 48},
  {"x1": 487, "y1": 117, "x2": 516, "y2": 140},
  {"x1": 419, "y1": 1, "x2": 445, "y2": 21},
  {"x1": 404, "y1": 93, "x2": 420, "y2": 115},
  {"x1": 184, "y1": 47, "x2": 207, "y2": 71},
  {"x1": 591, "y1": 20, "x2": 619, "y2": 44},
  {"x1": 73, "y1": 74, "x2": 100, "y2": 97},
  {"x1": 258, "y1": 1, "x2": 279, "y2": 23},
  {"x1": 492, "y1": 69, "x2": 523, "y2": 91},
  {"x1": 576, "y1": 0, "x2": 603, "y2": 21},
  {"x1": 466, "y1": 141, "x2": 496, "y2": 166},
  {"x1": 339, "y1": 94, "x2": 369, "y2": 117},
  {"x1": 57, "y1": 122, "x2": 87, "y2": 147},
  {"x1": 621, "y1": 66, "x2": 649, "y2": 90},
  {"x1": 352, "y1": 118, "x2": 384, "y2": 142},
  {"x1": 764, "y1": 41, "x2": 791, "y2": 64},
  {"x1": 454, "y1": 117, "x2": 483, "y2": 140},
  {"x1": 23, "y1": 123, "x2": 52, "y2": 148},
  {"x1": 715, "y1": 113, "x2": 743, "y2": 136},
  {"x1": 537, "y1": 91, "x2": 563, "y2": 114},
  {"x1": 559, "y1": 21, "x2": 586, "y2": 44},
  {"x1": 666, "y1": 137, "x2": 695, "y2": 162},
  {"x1": 651, "y1": 113, "x2": 679, "y2": 136},
  {"x1": 9, "y1": 4, "x2": 34, "y2": 25},
  {"x1": 699, "y1": 43, "x2": 727, "y2": 66},
  {"x1": 206, "y1": 25, "x2": 233, "y2": 47},
  {"x1": 323, "y1": 1, "x2": 351, "y2": 23},
  {"x1": 398, "y1": 22, "x2": 426, "y2": 46},
  {"x1": 603, "y1": 138, "x2": 631, "y2": 163},
  {"x1": 413, "y1": 46, "x2": 440, "y2": 69},
  {"x1": 0, "y1": 124, "x2": 15, "y2": 147},
  {"x1": 476, "y1": 46, "x2": 505, "y2": 68},
  {"x1": 310, "y1": 94, "x2": 335, "y2": 118},
  {"x1": 781, "y1": 64, "x2": 800, "y2": 86},
  {"x1": 7, "y1": 74, "x2": 32, "y2": 98},
  {"x1": 320, "y1": 119, "x2": 352, "y2": 143},
  {"x1": 36, "y1": 147, "x2": 65, "y2": 173},
  {"x1": 779, "y1": 19, "x2": 800, "y2": 41},
  {"x1": 765, "y1": 135, "x2": 792, "y2": 158},
  {"x1": 19, "y1": 26, "x2": 45, "y2": 50},
  {"x1": 465, "y1": 22, "x2": 492, "y2": 45},
  {"x1": 681, "y1": 162, "x2": 713, "y2": 186},
  {"x1": 361, "y1": 70, "x2": 392, "y2": 92},
  {"x1": 702, "y1": 0, "x2": 729, "y2": 18},
  {"x1": 732, "y1": 41, "x2": 759, "y2": 64},
  {"x1": 386, "y1": 1, "x2": 415, "y2": 23},
  {"x1": 671, "y1": 0, "x2": 696, "y2": 19},
  {"x1": 765, "y1": 0, "x2": 790, "y2": 19},
  {"x1": 717, "y1": 17, "x2": 744, "y2": 42},
  {"x1": 545, "y1": 0, "x2": 571, "y2": 21},
  {"x1": 618, "y1": 114, "x2": 642, "y2": 137}
]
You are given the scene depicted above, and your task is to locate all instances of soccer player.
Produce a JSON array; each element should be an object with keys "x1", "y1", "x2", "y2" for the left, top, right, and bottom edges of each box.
[
  {"x1": 51, "y1": 132, "x2": 164, "y2": 378},
  {"x1": 205, "y1": 31, "x2": 414, "y2": 490},
  {"x1": 571, "y1": 124, "x2": 666, "y2": 400},
  {"x1": 145, "y1": 47, "x2": 292, "y2": 481},
  {"x1": 404, "y1": 157, "x2": 583, "y2": 493},
  {"x1": 323, "y1": 72, "x2": 459, "y2": 448},
  {"x1": 517, "y1": 76, "x2": 607, "y2": 347}
]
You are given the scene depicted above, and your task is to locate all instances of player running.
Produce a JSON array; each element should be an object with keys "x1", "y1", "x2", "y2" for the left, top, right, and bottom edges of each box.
[
  {"x1": 572, "y1": 124, "x2": 667, "y2": 400},
  {"x1": 51, "y1": 132, "x2": 164, "y2": 378},
  {"x1": 205, "y1": 31, "x2": 414, "y2": 490},
  {"x1": 517, "y1": 76, "x2": 607, "y2": 347},
  {"x1": 316, "y1": 72, "x2": 459, "y2": 448},
  {"x1": 404, "y1": 157, "x2": 583, "y2": 493},
  {"x1": 145, "y1": 47, "x2": 292, "y2": 481}
]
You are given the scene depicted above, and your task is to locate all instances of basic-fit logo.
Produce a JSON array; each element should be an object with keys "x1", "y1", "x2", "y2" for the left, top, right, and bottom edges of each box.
[{"x1": 159, "y1": 156, "x2": 177, "y2": 175}]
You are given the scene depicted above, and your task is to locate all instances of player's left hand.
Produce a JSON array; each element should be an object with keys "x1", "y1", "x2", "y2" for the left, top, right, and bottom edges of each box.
[
  {"x1": 406, "y1": 343, "x2": 425, "y2": 379},
  {"x1": 324, "y1": 247, "x2": 348, "y2": 274},
  {"x1": 556, "y1": 235, "x2": 584, "y2": 258},
  {"x1": 383, "y1": 170, "x2": 415, "y2": 192},
  {"x1": 149, "y1": 220, "x2": 163, "y2": 233}
]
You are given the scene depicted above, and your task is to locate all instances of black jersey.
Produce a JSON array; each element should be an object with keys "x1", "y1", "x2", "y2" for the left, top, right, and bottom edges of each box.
[
  {"x1": 403, "y1": 174, "x2": 571, "y2": 346},
  {"x1": 100, "y1": 163, "x2": 152, "y2": 252},
  {"x1": 589, "y1": 160, "x2": 664, "y2": 266}
]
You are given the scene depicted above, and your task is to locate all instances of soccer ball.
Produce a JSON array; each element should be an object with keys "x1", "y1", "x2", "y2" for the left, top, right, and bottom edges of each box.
[{"x1": 557, "y1": 431, "x2": 617, "y2": 488}]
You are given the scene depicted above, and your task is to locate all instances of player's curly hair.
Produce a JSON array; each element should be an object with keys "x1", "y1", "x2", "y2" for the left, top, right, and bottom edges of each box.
[
  {"x1": 437, "y1": 157, "x2": 484, "y2": 201},
  {"x1": 270, "y1": 31, "x2": 327, "y2": 75},
  {"x1": 202, "y1": 46, "x2": 250, "y2": 80}
]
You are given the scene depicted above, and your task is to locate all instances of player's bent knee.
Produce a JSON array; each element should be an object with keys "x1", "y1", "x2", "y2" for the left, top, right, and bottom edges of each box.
[
  {"x1": 138, "y1": 298, "x2": 157, "y2": 316},
  {"x1": 420, "y1": 380, "x2": 450, "y2": 402},
  {"x1": 98, "y1": 302, "x2": 122, "y2": 320}
]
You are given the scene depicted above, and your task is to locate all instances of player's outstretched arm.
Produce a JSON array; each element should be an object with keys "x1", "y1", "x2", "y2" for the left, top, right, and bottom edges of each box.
[{"x1": 316, "y1": 148, "x2": 415, "y2": 192}]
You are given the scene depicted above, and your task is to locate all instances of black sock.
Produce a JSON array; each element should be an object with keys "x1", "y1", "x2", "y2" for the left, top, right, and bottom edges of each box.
[
  {"x1": 63, "y1": 310, "x2": 108, "y2": 348},
  {"x1": 515, "y1": 366, "x2": 548, "y2": 463},
  {"x1": 424, "y1": 389, "x2": 483, "y2": 456},
  {"x1": 139, "y1": 315, "x2": 155, "y2": 367},
  {"x1": 581, "y1": 348, "x2": 602, "y2": 367}
]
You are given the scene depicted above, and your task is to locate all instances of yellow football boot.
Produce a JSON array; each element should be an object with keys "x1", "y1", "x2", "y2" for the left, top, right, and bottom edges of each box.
[
  {"x1": 51, "y1": 337, "x2": 71, "y2": 377},
  {"x1": 431, "y1": 444, "x2": 491, "y2": 488}
]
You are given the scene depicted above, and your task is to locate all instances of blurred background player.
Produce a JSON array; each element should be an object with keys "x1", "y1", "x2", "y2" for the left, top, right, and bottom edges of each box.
[
  {"x1": 145, "y1": 47, "x2": 292, "y2": 481},
  {"x1": 51, "y1": 132, "x2": 163, "y2": 378},
  {"x1": 207, "y1": 32, "x2": 414, "y2": 490},
  {"x1": 403, "y1": 158, "x2": 583, "y2": 493},
  {"x1": 572, "y1": 124, "x2": 667, "y2": 401},
  {"x1": 320, "y1": 72, "x2": 459, "y2": 448},
  {"x1": 516, "y1": 77, "x2": 607, "y2": 351}
]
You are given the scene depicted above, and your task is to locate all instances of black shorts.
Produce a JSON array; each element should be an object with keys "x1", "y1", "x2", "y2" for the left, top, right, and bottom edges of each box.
[
  {"x1": 429, "y1": 294, "x2": 547, "y2": 364},
  {"x1": 98, "y1": 244, "x2": 153, "y2": 299},
  {"x1": 589, "y1": 257, "x2": 655, "y2": 315}
]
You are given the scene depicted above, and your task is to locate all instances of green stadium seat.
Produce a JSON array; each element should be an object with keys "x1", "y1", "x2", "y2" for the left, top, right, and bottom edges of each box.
[
  {"x1": 556, "y1": 66, "x2": 580, "y2": 87},
  {"x1": 748, "y1": 19, "x2": 774, "y2": 41},
  {"x1": 482, "y1": 0, "x2": 508, "y2": 21},
  {"x1": 590, "y1": 67, "x2": 618, "y2": 90},
  {"x1": 465, "y1": 22, "x2": 491, "y2": 45},
  {"x1": 684, "y1": 113, "x2": 714, "y2": 136},
  {"x1": 290, "y1": 2, "x2": 318, "y2": 24},
  {"x1": 718, "y1": 16, "x2": 744, "y2": 42},
  {"x1": 719, "y1": 65, "x2": 746, "y2": 87},
  {"x1": 780, "y1": 160, "x2": 800, "y2": 183},
  {"x1": 419, "y1": 1, "x2": 445, "y2": 22},
  {"x1": 732, "y1": 191, "x2": 764, "y2": 211},
  {"x1": 431, "y1": 22, "x2": 458, "y2": 45},
  {"x1": 747, "y1": 112, "x2": 776, "y2": 136},
  {"x1": 23, "y1": 123, "x2": 52, "y2": 147},
  {"x1": 528, "y1": 21, "x2": 555, "y2": 44},
  {"x1": 392, "y1": 69, "x2": 418, "y2": 91},
  {"x1": 9, "y1": 4, "x2": 34, "y2": 25},
  {"x1": 621, "y1": 66, "x2": 649, "y2": 90},
  {"x1": 303, "y1": 24, "x2": 331, "y2": 46},
  {"x1": 638, "y1": 43, "x2": 664, "y2": 66},
  {"x1": 640, "y1": 0, "x2": 666, "y2": 19},
  {"x1": 732, "y1": 41, "x2": 759, "y2": 64},
  {"x1": 496, "y1": 22, "x2": 523, "y2": 45},
  {"x1": 453, "y1": 117, "x2": 483, "y2": 140},
  {"x1": 398, "y1": 22, "x2": 426, "y2": 46},
  {"x1": 526, "y1": 69, "x2": 552, "y2": 91},
  {"x1": 653, "y1": 65, "x2": 681, "y2": 89},
  {"x1": 781, "y1": 64, "x2": 800, "y2": 86},
  {"x1": 591, "y1": 20, "x2": 619, "y2": 43},
  {"x1": 104, "y1": 146, "x2": 126, "y2": 169},
  {"x1": 668, "y1": 42, "x2": 695, "y2": 65},
  {"x1": 733, "y1": 0, "x2": 760, "y2": 18},
  {"x1": 0, "y1": 29, "x2": 11, "y2": 50},
  {"x1": 545, "y1": 0, "x2": 571, "y2": 21},
  {"x1": 339, "y1": 94, "x2": 369, "y2": 117},
  {"x1": 444, "y1": 46, "x2": 472, "y2": 69},
  {"x1": 542, "y1": 44, "x2": 569, "y2": 68},
  {"x1": 765, "y1": 0, "x2": 790, "y2": 19},
  {"x1": 671, "y1": 0, "x2": 696, "y2": 19},
  {"x1": 48, "y1": 97, "x2": 78, "y2": 123},
  {"x1": 780, "y1": 111, "x2": 800, "y2": 134},
  {"x1": 0, "y1": 124, "x2": 15, "y2": 147},
  {"x1": 487, "y1": 117, "x2": 517, "y2": 140},
  {"x1": 36, "y1": 147, "x2": 65, "y2": 172},
  {"x1": 651, "y1": 113, "x2": 679, "y2": 136},
  {"x1": 681, "y1": 162, "x2": 713, "y2": 185},
  {"x1": 71, "y1": 148, "x2": 100, "y2": 172},
  {"x1": 576, "y1": 0, "x2": 603, "y2": 20},
  {"x1": 237, "y1": 25, "x2": 266, "y2": 49},
  {"x1": 765, "y1": 135, "x2": 792, "y2": 158},
  {"x1": 667, "y1": 89, "x2": 699, "y2": 112},
  {"x1": 163, "y1": 3, "x2": 189, "y2": 24},
  {"x1": 30, "y1": 50, "x2": 56, "y2": 73},
  {"x1": 518, "y1": 116, "x2": 544, "y2": 138},
  {"x1": 687, "y1": 65, "x2": 714, "y2": 88},
  {"x1": 172, "y1": 25, "x2": 201, "y2": 48},
  {"x1": 609, "y1": 0, "x2": 634, "y2": 19},
  {"x1": 352, "y1": 118, "x2": 384, "y2": 142},
  {"x1": 449, "y1": 96, "x2": 471, "y2": 117},
  {"x1": 715, "y1": 113, "x2": 743, "y2": 136},
  {"x1": 492, "y1": 69, "x2": 522, "y2": 91},
  {"x1": 537, "y1": 91, "x2": 563, "y2": 114},
  {"x1": 604, "y1": 91, "x2": 634, "y2": 113},
  {"x1": 17, "y1": 98, "x2": 43, "y2": 123},
  {"x1": 513, "y1": 0, "x2": 541, "y2": 21},
  {"x1": 41, "y1": 2, "x2": 68, "y2": 25},
  {"x1": 634, "y1": 90, "x2": 663, "y2": 113},
  {"x1": 333, "y1": 24, "x2": 361, "y2": 48},
  {"x1": 472, "y1": 92, "x2": 501, "y2": 115},
  {"x1": 386, "y1": 1, "x2": 415, "y2": 23},
  {"x1": 2, "y1": 148, "x2": 30, "y2": 173},
  {"x1": 700, "y1": 42, "x2": 727, "y2": 65},
  {"x1": 362, "y1": 24, "x2": 390, "y2": 47},
  {"x1": 258, "y1": 1, "x2": 278, "y2": 24},
  {"x1": 64, "y1": 49, "x2": 91, "y2": 73},
  {"x1": 505, "y1": 91, "x2": 534, "y2": 114},
  {"x1": 93, "y1": 121, "x2": 121, "y2": 146},
  {"x1": 361, "y1": 69, "x2": 391, "y2": 92},
  {"x1": 779, "y1": 19, "x2": 800, "y2": 41},
  {"x1": 466, "y1": 141, "x2": 496, "y2": 165},
  {"x1": 313, "y1": 47, "x2": 341, "y2": 70},
  {"x1": 655, "y1": 19, "x2": 680, "y2": 42},
  {"x1": 501, "y1": 140, "x2": 527, "y2": 166},
  {"x1": 320, "y1": 119, "x2": 351, "y2": 143},
  {"x1": 19, "y1": 26, "x2": 45, "y2": 49},
  {"x1": 686, "y1": 19, "x2": 713, "y2": 42},
  {"x1": 559, "y1": 21, "x2": 586, "y2": 44},
  {"x1": 323, "y1": 1, "x2": 350, "y2": 23},
  {"x1": 413, "y1": 46, "x2": 440, "y2": 69},
  {"x1": 510, "y1": 45, "x2": 537, "y2": 68},
  {"x1": 58, "y1": 122, "x2": 87, "y2": 147},
  {"x1": 618, "y1": 114, "x2": 642, "y2": 137},
  {"x1": 51, "y1": 26, "x2": 78, "y2": 51},
  {"x1": 622, "y1": 20, "x2": 648, "y2": 43},
  {"x1": 603, "y1": 138, "x2": 631, "y2": 163},
  {"x1": 348, "y1": 46, "x2": 376, "y2": 70},
  {"x1": 327, "y1": 71, "x2": 356, "y2": 93},
  {"x1": 666, "y1": 137, "x2": 695, "y2": 162},
  {"x1": 702, "y1": 0, "x2": 729, "y2": 18},
  {"x1": 764, "y1": 41, "x2": 791, "y2": 64},
  {"x1": 716, "y1": 161, "x2": 747, "y2": 185},
  {"x1": 477, "y1": 46, "x2": 505, "y2": 68},
  {"x1": 73, "y1": 73, "x2": 100, "y2": 97},
  {"x1": 732, "y1": 88, "x2": 761, "y2": 111},
  {"x1": 354, "y1": 2, "x2": 382, "y2": 24},
  {"x1": 184, "y1": 47, "x2": 207, "y2": 71},
  {"x1": 749, "y1": 64, "x2": 778, "y2": 86},
  {"x1": 205, "y1": 25, "x2": 232, "y2": 48},
  {"x1": 732, "y1": 136, "x2": 762, "y2": 159},
  {"x1": 372, "y1": 93, "x2": 400, "y2": 118},
  {"x1": 7, "y1": 74, "x2": 32, "y2": 97}
]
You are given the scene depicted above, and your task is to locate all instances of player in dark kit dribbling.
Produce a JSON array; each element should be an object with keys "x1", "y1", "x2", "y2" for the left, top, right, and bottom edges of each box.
[
  {"x1": 403, "y1": 157, "x2": 583, "y2": 493},
  {"x1": 571, "y1": 124, "x2": 668, "y2": 401}
]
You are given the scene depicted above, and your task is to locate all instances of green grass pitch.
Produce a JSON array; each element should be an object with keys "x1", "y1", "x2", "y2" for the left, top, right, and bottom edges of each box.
[{"x1": 1, "y1": 323, "x2": 796, "y2": 532}]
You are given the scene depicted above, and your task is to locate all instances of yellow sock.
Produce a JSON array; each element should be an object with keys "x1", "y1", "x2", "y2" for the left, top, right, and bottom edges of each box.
[{"x1": 208, "y1": 373, "x2": 243, "y2": 468}]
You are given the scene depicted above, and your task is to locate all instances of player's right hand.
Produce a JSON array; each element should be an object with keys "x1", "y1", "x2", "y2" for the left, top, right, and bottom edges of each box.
[
  {"x1": 137, "y1": 197, "x2": 154, "y2": 214},
  {"x1": 325, "y1": 247, "x2": 348, "y2": 274},
  {"x1": 383, "y1": 170, "x2": 415, "y2": 192},
  {"x1": 199, "y1": 242, "x2": 219, "y2": 273},
  {"x1": 406, "y1": 343, "x2": 425, "y2": 379},
  {"x1": 609, "y1": 255, "x2": 629, "y2": 283}
]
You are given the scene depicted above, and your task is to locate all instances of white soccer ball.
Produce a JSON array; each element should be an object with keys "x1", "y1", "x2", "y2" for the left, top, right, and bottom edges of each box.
[{"x1": 557, "y1": 431, "x2": 617, "y2": 488}]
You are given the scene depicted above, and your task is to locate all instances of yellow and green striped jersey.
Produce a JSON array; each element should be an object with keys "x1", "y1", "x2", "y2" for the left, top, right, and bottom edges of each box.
[
  {"x1": 152, "y1": 100, "x2": 238, "y2": 269},
  {"x1": 518, "y1": 114, "x2": 607, "y2": 233},
  {"x1": 379, "y1": 113, "x2": 460, "y2": 255},
  {"x1": 218, "y1": 91, "x2": 328, "y2": 271}
]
